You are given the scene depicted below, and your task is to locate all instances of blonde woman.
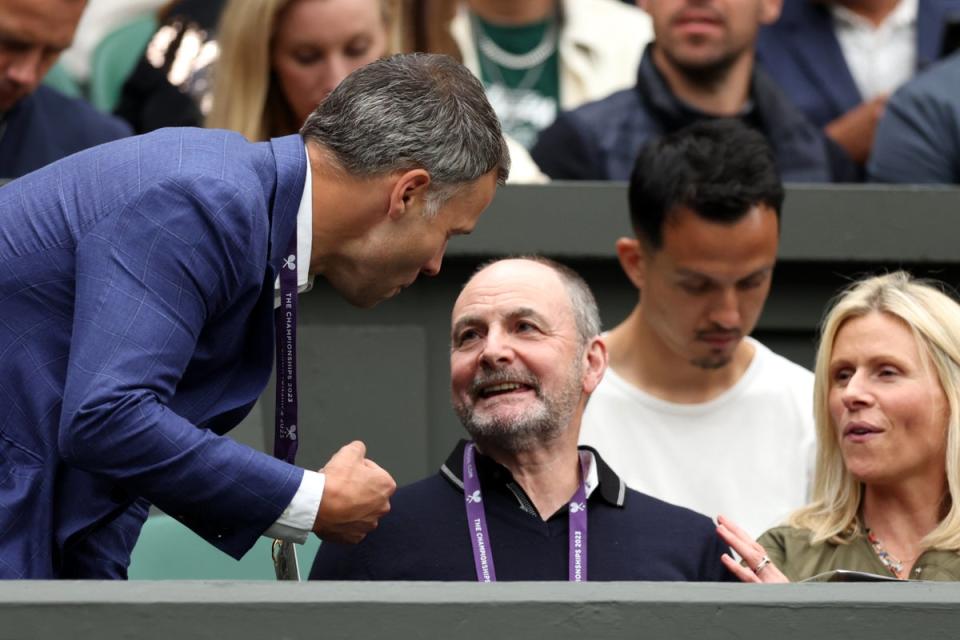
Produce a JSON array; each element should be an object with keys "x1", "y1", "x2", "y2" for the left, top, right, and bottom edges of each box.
[
  {"x1": 206, "y1": 0, "x2": 389, "y2": 141},
  {"x1": 719, "y1": 271, "x2": 960, "y2": 582}
]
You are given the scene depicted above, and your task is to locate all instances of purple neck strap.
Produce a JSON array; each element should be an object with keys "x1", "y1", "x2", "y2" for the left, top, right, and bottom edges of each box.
[
  {"x1": 274, "y1": 234, "x2": 299, "y2": 464},
  {"x1": 463, "y1": 442, "x2": 589, "y2": 582}
]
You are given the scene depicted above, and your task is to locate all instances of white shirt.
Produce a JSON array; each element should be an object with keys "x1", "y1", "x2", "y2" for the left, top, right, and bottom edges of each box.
[
  {"x1": 579, "y1": 338, "x2": 816, "y2": 538},
  {"x1": 831, "y1": 0, "x2": 918, "y2": 100},
  {"x1": 449, "y1": 0, "x2": 652, "y2": 183},
  {"x1": 264, "y1": 153, "x2": 323, "y2": 543}
]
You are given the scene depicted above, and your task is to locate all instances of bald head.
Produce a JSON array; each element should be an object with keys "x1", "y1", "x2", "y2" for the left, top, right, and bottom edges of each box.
[
  {"x1": 449, "y1": 258, "x2": 607, "y2": 451},
  {"x1": 456, "y1": 257, "x2": 601, "y2": 348}
]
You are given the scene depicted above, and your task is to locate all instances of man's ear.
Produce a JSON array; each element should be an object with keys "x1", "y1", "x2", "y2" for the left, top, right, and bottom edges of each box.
[
  {"x1": 615, "y1": 236, "x2": 646, "y2": 290},
  {"x1": 582, "y1": 336, "x2": 608, "y2": 395},
  {"x1": 387, "y1": 169, "x2": 431, "y2": 220}
]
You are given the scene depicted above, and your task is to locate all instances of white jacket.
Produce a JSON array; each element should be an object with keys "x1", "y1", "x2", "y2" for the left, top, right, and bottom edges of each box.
[{"x1": 451, "y1": 0, "x2": 654, "y2": 111}]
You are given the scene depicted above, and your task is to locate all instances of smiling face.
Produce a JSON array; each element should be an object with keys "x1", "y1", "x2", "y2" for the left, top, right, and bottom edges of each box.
[
  {"x1": 450, "y1": 260, "x2": 603, "y2": 451},
  {"x1": 0, "y1": 0, "x2": 85, "y2": 110},
  {"x1": 272, "y1": 0, "x2": 388, "y2": 125},
  {"x1": 828, "y1": 312, "x2": 949, "y2": 489},
  {"x1": 641, "y1": 0, "x2": 781, "y2": 79},
  {"x1": 630, "y1": 204, "x2": 779, "y2": 370}
]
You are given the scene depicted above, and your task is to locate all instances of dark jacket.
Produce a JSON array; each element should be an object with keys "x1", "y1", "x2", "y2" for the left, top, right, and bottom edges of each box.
[
  {"x1": 869, "y1": 52, "x2": 960, "y2": 184},
  {"x1": 531, "y1": 45, "x2": 856, "y2": 182},
  {"x1": 756, "y1": 0, "x2": 960, "y2": 128},
  {"x1": 0, "y1": 85, "x2": 132, "y2": 180},
  {"x1": 114, "y1": 0, "x2": 226, "y2": 133}
]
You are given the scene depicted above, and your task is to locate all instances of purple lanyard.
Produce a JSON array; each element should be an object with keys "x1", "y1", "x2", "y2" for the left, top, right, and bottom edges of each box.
[
  {"x1": 274, "y1": 234, "x2": 299, "y2": 464},
  {"x1": 463, "y1": 442, "x2": 589, "y2": 582}
]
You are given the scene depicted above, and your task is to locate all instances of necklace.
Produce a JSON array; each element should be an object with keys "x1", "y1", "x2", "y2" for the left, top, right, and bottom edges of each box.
[
  {"x1": 471, "y1": 12, "x2": 559, "y2": 70},
  {"x1": 469, "y1": 12, "x2": 560, "y2": 147},
  {"x1": 866, "y1": 529, "x2": 905, "y2": 578}
]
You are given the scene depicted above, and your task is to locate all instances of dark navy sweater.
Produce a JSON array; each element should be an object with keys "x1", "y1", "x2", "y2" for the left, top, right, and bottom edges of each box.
[{"x1": 311, "y1": 440, "x2": 733, "y2": 581}]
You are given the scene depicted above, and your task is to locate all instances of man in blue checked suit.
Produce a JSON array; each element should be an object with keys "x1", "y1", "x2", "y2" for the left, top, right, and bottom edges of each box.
[{"x1": 0, "y1": 53, "x2": 509, "y2": 578}]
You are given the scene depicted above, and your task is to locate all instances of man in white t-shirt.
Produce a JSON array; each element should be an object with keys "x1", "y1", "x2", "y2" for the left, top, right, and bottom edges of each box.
[{"x1": 580, "y1": 120, "x2": 815, "y2": 538}]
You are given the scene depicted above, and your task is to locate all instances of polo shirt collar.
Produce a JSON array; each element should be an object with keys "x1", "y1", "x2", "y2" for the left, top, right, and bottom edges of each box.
[{"x1": 439, "y1": 438, "x2": 627, "y2": 510}]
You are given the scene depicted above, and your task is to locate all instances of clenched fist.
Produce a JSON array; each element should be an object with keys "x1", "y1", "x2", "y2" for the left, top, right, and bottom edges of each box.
[{"x1": 312, "y1": 441, "x2": 396, "y2": 544}]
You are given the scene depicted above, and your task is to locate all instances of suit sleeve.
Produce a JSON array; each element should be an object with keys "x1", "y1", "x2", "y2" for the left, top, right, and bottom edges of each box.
[
  {"x1": 868, "y1": 84, "x2": 960, "y2": 184},
  {"x1": 58, "y1": 176, "x2": 303, "y2": 559}
]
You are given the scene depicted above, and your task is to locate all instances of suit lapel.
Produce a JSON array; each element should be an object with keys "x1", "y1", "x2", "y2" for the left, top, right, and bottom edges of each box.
[
  {"x1": 786, "y1": 2, "x2": 863, "y2": 114},
  {"x1": 267, "y1": 134, "x2": 307, "y2": 278},
  {"x1": 916, "y1": 0, "x2": 957, "y2": 68}
]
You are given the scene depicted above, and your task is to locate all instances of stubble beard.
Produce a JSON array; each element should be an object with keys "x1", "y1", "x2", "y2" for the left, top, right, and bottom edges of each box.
[
  {"x1": 659, "y1": 41, "x2": 746, "y2": 91},
  {"x1": 690, "y1": 353, "x2": 734, "y2": 370}
]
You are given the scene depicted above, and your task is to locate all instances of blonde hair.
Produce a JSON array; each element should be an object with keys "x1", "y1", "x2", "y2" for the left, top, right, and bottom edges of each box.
[
  {"x1": 206, "y1": 0, "x2": 391, "y2": 141},
  {"x1": 789, "y1": 271, "x2": 960, "y2": 551}
]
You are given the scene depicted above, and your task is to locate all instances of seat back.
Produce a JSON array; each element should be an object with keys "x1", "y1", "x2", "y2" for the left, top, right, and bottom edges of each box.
[
  {"x1": 42, "y1": 62, "x2": 83, "y2": 98},
  {"x1": 128, "y1": 514, "x2": 321, "y2": 580},
  {"x1": 89, "y1": 15, "x2": 158, "y2": 112}
]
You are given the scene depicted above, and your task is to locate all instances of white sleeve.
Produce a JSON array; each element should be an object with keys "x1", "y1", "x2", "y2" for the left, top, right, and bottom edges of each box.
[{"x1": 262, "y1": 469, "x2": 325, "y2": 544}]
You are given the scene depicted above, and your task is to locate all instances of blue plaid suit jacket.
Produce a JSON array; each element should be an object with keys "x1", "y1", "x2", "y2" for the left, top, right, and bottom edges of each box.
[{"x1": 0, "y1": 128, "x2": 306, "y2": 578}]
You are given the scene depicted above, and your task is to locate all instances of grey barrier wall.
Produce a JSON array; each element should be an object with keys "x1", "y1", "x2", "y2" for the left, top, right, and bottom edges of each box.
[
  {"x1": 228, "y1": 183, "x2": 960, "y2": 488},
  {"x1": 3, "y1": 581, "x2": 960, "y2": 639}
]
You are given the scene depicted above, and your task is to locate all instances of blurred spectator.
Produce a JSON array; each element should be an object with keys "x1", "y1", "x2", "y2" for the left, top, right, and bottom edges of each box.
[
  {"x1": 868, "y1": 52, "x2": 960, "y2": 184},
  {"x1": 531, "y1": 0, "x2": 855, "y2": 182},
  {"x1": 398, "y1": 0, "x2": 652, "y2": 150},
  {"x1": 57, "y1": 0, "x2": 165, "y2": 85},
  {"x1": 757, "y1": 0, "x2": 960, "y2": 166},
  {"x1": 0, "y1": 0, "x2": 132, "y2": 180},
  {"x1": 114, "y1": 0, "x2": 224, "y2": 133},
  {"x1": 206, "y1": 0, "x2": 389, "y2": 141}
]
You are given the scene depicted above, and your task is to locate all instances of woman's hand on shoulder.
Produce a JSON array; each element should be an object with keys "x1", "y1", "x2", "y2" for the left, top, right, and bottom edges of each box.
[{"x1": 716, "y1": 514, "x2": 790, "y2": 583}]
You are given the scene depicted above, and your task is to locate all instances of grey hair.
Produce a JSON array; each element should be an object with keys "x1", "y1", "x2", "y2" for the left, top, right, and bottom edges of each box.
[
  {"x1": 300, "y1": 53, "x2": 510, "y2": 217},
  {"x1": 473, "y1": 256, "x2": 602, "y2": 346}
]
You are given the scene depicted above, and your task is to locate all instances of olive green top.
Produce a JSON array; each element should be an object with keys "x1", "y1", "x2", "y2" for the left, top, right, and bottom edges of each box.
[{"x1": 758, "y1": 526, "x2": 960, "y2": 582}]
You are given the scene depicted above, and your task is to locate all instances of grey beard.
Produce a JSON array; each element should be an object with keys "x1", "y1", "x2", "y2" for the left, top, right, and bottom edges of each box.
[
  {"x1": 454, "y1": 364, "x2": 583, "y2": 453},
  {"x1": 459, "y1": 404, "x2": 561, "y2": 453}
]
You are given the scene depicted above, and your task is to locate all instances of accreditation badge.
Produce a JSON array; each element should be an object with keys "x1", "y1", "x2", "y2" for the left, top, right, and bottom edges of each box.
[{"x1": 272, "y1": 539, "x2": 300, "y2": 581}]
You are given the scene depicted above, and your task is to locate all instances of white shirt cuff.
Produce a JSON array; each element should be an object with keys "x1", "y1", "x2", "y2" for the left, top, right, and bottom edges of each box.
[{"x1": 263, "y1": 469, "x2": 325, "y2": 544}]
